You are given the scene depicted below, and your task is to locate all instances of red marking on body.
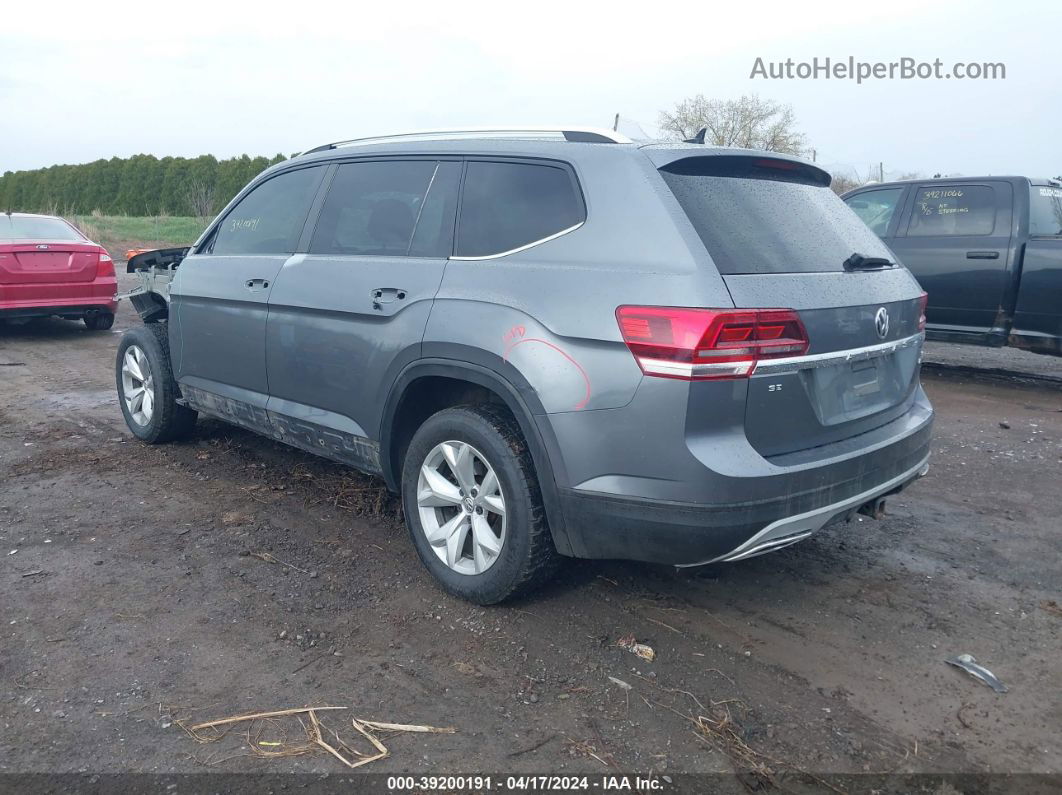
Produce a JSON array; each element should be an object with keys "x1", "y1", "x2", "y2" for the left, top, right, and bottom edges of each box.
[
  {"x1": 503, "y1": 325, "x2": 526, "y2": 343},
  {"x1": 503, "y1": 337, "x2": 593, "y2": 411}
]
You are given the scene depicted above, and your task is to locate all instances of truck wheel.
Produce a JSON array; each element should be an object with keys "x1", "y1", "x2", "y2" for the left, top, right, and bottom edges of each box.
[
  {"x1": 84, "y1": 311, "x2": 115, "y2": 331},
  {"x1": 116, "y1": 324, "x2": 197, "y2": 443},
  {"x1": 401, "y1": 405, "x2": 560, "y2": 604}
]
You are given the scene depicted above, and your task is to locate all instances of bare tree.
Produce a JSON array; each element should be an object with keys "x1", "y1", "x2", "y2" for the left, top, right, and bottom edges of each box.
[
  {"x1": 829, "y1": 167, "x2": 923, "y2": 195},
  {"x1": 658, "y1": 94, "x2": 806, "y2": 155},
  {"x1": 829, "y1": 172, "x2": 863, "y2": 196},
  {"x1": 186, "y1": 180, "x2": 216, "y2": 218}
]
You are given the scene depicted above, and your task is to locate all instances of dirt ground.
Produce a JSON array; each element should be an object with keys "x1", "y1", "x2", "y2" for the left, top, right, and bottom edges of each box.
[{"x1": 1, "y1": 276, "x2": 1060, "y2": 787}]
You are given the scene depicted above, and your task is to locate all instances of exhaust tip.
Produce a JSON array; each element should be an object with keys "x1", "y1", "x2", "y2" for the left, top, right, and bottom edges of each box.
[{"x1": 858, "y1": 497, "x2": 887, "y2": 521}]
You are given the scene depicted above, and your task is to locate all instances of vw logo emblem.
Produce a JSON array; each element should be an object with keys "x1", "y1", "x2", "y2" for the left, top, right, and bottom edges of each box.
[
  {"x1": 874, "y1": 307, "x2": 890, "y2": 339},
  {"x1": 463, "y1": 497, "x2": 475, "y2": 514}
]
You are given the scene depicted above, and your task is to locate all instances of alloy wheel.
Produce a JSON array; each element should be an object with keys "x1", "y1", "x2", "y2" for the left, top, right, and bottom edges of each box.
[
  {"x1": 121, "y1": 345, "x2": 155, "y2": 426},
  {"x1": 416, "y1": 440, "x2": 506, "y2": 575}
]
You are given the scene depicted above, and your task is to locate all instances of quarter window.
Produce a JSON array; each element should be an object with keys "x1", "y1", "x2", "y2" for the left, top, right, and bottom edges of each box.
[
  {"x1": 907, "y1": 185, "x2": 996, "y2": 236},
  {"x1": 456, "y1": 161, "x2": 584, "y2": 258},
  {"x1": 310, "y1": 160, "x2": 459, "y2": 257},
  {"x1": 1029, "y1": 185, "x2": 1062, "y2": 237},
  {"x1": 844, "y1": 188, "x2": 904, "y2": 237},
  {"x1": 211, "y1": 167, "x2": 323, "y2": 255}
]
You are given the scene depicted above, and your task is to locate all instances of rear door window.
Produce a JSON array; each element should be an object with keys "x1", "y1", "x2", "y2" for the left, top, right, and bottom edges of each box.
[
  {"x1": 1029, "y1": 186, "x2": 1062, "y2": 236},
  {"x1": 310, "y1": 160, "x2": 459, "y2": 257},
  {"x1": 660, "y1": 157, "x2": 894, "y2": 274},
  {"x1": 844, "y1": 188, "x2": 905, "y2": 237},
  {"x1": 211, "y1": 167, "x2": 324, "y2": 255},
  {"x1": 907, "y1": 185, "x2": 996, "y2": 236},
  {"x1": 456, "y1": 161, "x2": 585, "y2": 258}
]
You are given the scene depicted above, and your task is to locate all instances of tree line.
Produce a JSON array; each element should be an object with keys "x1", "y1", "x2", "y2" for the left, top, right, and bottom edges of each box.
[
  {"x1": 0, "y1": 153, "x2": 288, "y2": 217},
  {"x1": 3, "y1": 96, "x2": 921, "y2": 214}
]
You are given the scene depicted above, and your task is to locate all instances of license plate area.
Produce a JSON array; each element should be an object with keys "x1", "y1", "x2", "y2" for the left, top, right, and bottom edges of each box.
[{"x1": 804, "y1": 347, "x2": 914, "y2": 426}]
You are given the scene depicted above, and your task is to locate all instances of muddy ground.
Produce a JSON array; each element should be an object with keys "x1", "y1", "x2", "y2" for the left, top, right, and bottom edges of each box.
[{"x1": 1, "y1": 275, "x2": 1059, "y2": 787}]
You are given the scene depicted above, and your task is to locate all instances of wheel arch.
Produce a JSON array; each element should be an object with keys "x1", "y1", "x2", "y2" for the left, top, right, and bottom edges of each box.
[{"x1": 380, "y1": 354, "x2": 574, "y2": 556}]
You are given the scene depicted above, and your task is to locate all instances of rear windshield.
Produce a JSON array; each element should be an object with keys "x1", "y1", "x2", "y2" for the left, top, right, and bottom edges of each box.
[
  {"x1": 0, "y1": 215, "x2": 85, "y2": 242},
  {"x1": 660, "y1": 158, "x2": 895, "y2": 274},
  {"x1": 1029, "y1": 185, "x2": 1062, "y2": 236}
]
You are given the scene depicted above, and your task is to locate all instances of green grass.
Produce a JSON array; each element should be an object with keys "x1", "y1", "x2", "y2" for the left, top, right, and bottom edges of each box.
[{"x1": 67, "y1": 215, "x2": 209, "y2": 259}]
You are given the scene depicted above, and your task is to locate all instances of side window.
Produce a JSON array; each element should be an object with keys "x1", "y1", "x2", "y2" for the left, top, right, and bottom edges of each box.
[
  {"x1": 456, "y1": 161, "x2": 585, "y2": 258},
  {"x1": 907, "y1": 185, "x2": 996, "y2": 236},
  {"x1": 211, "y1": 167, "x2": 322, "y2": 255},
  {"x1": 844, "y1": 188, "x2": 904, "y2": 237},
  {"x1": 1029, "y1": 186, "x2": 1062, "y2": 237},
  {"x1": 310, "y1": 160, "x2": 458, "y2": 257}
]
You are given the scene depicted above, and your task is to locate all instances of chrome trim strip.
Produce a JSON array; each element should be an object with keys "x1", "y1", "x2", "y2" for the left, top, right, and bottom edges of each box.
[
  {"x1": 638, "y1": 358, "x2": 753, "y2": 379},
  {"x1": 450, "y1": 222, "x2": 585, "y2": 261},
  {"x1": 677, "y1": 454, "x2": 930, "y2": 567},
  {"x1": 723, "y1": 531, "x2": 814, "y2": 562},
  {"x1": 753, "y1": 332, "x2": 924, "y2": 375}
]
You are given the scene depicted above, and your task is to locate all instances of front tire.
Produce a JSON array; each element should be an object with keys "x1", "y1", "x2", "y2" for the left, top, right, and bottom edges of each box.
[
  {"x1": 116, "y1": 324, "x2": 197, "y2": 443},
  {"x1": 401, "y1": 405, "x2": 560, "y2": 604}
]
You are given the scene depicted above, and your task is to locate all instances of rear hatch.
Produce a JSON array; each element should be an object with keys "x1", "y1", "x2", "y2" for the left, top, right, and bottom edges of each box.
[
  {"x1": 0, "y1": 216, "x2": 100, "y2": 285},
  {"x1": 655, "y1": 152, "x2": 926, "y2": 457}
]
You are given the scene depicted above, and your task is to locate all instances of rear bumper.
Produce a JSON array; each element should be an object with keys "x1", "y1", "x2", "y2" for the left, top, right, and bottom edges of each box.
[
  {"x1": 554, "y1": 392, "x2": 933, "y2": 565},
  {"x1": 0, "y1": 299, "x2": 118, "y2": 319},
  {"x1": 0, "y1": 277, "x2": 118, "y2": 318},
  {"x1": 681, "y1": 455, "x2": 929, "y2": 564}
]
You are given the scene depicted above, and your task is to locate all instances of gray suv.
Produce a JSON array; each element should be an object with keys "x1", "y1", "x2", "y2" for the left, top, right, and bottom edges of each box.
[{"x1": 115, "y1": 127, "x2": 934, "y2": 604}]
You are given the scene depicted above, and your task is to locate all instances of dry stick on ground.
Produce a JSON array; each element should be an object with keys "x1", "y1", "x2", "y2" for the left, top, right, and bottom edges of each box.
[
  {"x1": 507, "y1": 734, "x2": 558, "y2": 758},
  {"x1": 246, "y1": 719, "x2": 316, "y2": 760},
  {"x1": 249, "y1": 551, "x2": 309, "y2": 574},
  {"x1": 627, "y1": 672, "x2": 836, "y2": 793},
  {"x1": 359, "y1": 720, "x2": 456, "y2": 734},
  {"x1": 654, "y1": 698, "x2": 844, "y2": 795},
  {"x1": 564, "y1": 737, "x2": 610, "y2": 767},
  {"x1": 307, "y1": 710, "x2": 371, "y2": 768},
  {"x1": 189, "y1": 706, "x2": 347, "y2": 734},
  {"x1": 181, "y1": 706, "x2": 454, "y2": 770},
  {"x1": 644, "y1": 616, "x2": 683, "y2": 635}
]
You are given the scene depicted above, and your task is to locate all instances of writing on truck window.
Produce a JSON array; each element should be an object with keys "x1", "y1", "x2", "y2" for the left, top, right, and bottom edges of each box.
[
  {"x1": 908, "y1": 185, "x2": 995, "y2": 236},
  {"x1": 918, "y1": 189, "x2": 967, "y2": 216}
]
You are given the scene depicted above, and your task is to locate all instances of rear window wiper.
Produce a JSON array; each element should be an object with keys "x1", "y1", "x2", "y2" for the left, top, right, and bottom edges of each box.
[{"x1": 843, "y1": 252, "x2": 896, "y2": 271}]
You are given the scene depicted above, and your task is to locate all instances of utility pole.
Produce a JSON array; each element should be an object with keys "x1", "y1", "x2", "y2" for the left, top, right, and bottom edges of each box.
[
  {"x1": 613, "y1": 113, "x2": 619, "y2": 132},
  {"x1": 810, "y1": 148, "x2": 816, "y2": 162},
  {"x1": 879, "y1": 161, "x2": 884, "y2": 182}
]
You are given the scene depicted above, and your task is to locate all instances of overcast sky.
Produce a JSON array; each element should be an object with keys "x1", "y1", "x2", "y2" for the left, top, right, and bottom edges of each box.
[{"x1": 3, "y1": 0, "x2": 1059, "y2": 180}]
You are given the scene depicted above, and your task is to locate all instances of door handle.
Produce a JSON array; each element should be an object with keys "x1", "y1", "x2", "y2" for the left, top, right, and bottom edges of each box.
[
  {"x1": 371, "y1": 287, "x2": 407, "y2": 309},
  {"x1": 245, "y1": 278, "x2": 270, "y2": 289},
  {"x1": 966, "y1": 251, "x2": 1000, "y2": 260}
]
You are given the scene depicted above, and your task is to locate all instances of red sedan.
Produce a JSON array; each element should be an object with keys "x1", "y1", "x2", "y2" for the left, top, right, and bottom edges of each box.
[{"x1": 0, "y1": 212, "x2": 117, "y2": 330}]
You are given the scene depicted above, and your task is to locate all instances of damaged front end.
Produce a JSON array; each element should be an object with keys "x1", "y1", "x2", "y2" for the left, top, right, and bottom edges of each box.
[{"x1": 119, "y1": 246, "x2": 190, "y2": 322}]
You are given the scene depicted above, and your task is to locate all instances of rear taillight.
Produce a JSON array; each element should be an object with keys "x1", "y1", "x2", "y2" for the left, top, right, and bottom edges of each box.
[
  {"x1": 916, "y1": 292, "x2": 928, "y2": 332},
  {"x1": 616, "y1": 306, "x2": 809, "y2": 380},
  {"x1": 97, "y1": 250, "x2": 115, "y2": 278}
]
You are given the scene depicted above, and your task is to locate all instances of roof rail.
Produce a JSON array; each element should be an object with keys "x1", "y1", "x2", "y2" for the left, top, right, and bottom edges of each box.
[{"x1": 301, "y1": 126, "x2": 632, "y2": 155}]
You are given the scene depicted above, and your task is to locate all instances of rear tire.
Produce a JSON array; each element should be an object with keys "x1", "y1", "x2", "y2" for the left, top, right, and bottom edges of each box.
[
  {"x1": 116, "y1": 324, "x2": 197, "y2": 443},
  {"x1": 84, "y1": 311, "x2": 115, "y2": 331},
  {"x1": 401, "y1": 405, "x2": 560, "y2": 604}
]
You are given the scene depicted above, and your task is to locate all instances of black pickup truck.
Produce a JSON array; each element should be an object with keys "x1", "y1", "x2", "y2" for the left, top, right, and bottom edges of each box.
[{"x1": 843, "y1": 176, "x2": 1061, "y2": 356}]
